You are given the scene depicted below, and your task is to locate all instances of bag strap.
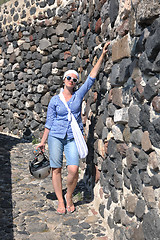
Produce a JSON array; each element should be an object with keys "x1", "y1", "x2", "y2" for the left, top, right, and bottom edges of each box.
[
  {"x1": 59, "y1": 90, "x2": 88, "y2": 158},
  {"x1": 59, "y1": 91, "x2": 80, "y2": 128},
  {"x1": 59, "y1": 89, "x2": 68, "y2": 108},
  {"x1": 59, "y1": 90, "x2": 72, "y2": 121}
]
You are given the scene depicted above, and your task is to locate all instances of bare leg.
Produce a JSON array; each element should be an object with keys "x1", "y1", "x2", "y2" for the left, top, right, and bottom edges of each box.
[
  {"x1": 66, "y1": 165, "x2": 79, "y2": 212},
  {"x1": 52, "y1": 168, "x2": 65, "y2": 214}
]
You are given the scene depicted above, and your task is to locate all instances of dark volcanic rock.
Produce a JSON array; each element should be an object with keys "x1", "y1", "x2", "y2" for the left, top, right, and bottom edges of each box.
[{"x1": 142, "y1": 210, "x2": 160, "y2": 240}]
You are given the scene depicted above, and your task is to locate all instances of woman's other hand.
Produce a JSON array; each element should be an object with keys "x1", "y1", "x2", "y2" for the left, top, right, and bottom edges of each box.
[
  {"x1": 36, "y1": 143, "x2": 45, "y2": 152},
  {"x1": 36, "y1": 128, "x2": 50, "y2": 152}
]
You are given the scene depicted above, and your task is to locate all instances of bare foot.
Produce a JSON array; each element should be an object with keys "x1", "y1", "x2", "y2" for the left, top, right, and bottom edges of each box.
[
  {"x1": 66, "y1": 195, "x2": 75, "y2": 213},
  {"x1": 57, "y1": 201, "x2": 66, "y2": 215}
]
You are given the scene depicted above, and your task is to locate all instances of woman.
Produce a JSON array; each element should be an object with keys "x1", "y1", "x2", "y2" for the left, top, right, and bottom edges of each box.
[{"x1": 36, "y1": 42, "x2": 110, "y2": 214}]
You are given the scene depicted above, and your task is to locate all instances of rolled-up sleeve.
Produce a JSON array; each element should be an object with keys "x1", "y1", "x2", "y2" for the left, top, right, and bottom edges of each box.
[
  {"x1": 77, "y1": 75, "x2": 96, "y2": 100},
  {"x1": 45, "y1": 98, "x2": 56, "y2": 130}
]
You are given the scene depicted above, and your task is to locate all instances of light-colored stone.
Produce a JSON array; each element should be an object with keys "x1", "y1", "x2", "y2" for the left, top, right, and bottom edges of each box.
[
  {"x1": 148, "y1": 151, "x2": 159, "y2": 172},
  {"x1": 97, "y1": 156, "x2": 103, "y2": 171},
  {"x1": 17, "y1": 39, "x2": 25, "y2": 46},
  {"x1": 7, "y1": 43, "x2": 14, "y2": 54},
  {"x1": 56, "y1": 23, "x2": 73, "y2": 36},
  {"x1": 106, "y1": 117, "x2": 114, "y2": 129},
  {"x1": 94, "y1": 139, "x2": 106, "y2": 158},
  {"x1": 13, "y1": 112, "x2": 20, "y2": 119},
  {"x1": 119, "y1": 0, "x2": 131, "y2": 19},
  {"x1": 12, "y1": 63, "x2": 20, "y2": 71},
  {"x1": 112, "y1": 34, "x2": 131, "y2": 62},
  {"x1": 6, "y1": 82, "x2": 16, "y2": 91},
  {"x1": 114, "y1": 108, "x2": 129, "y2": 123},
  {"x1": 0, "y1": 59, "x2": 4, "y2": 67},
  {"x1": 121, "y1": 209, "x2": 132, "y2": 226},
  {"x1": 141, "y1": 131, "x2": 152, "y2": 152},
  {"x1": 85, "y1": 215, "x2": 99, "y2": 224},
  {"x1": 37, "y1": 84, "x2": 48, "y2": 94},
  {"x1": 33, "y1": 111, "x2": 41, "y2": 122},
  {"x1": 136, "y1": 0, "x2": 160, "y2": 24},
  {"x1": 112, "y1": 88, "x2": 123, "y2": 107},
  {"x1": 142, "y1": 186, "x2": 156, "y2": 208},
  {"x1": 39, "y1": 38, "x2": 51, "y2": 50},
  {"x1": 107, "y1": 131, "x2": 114, "y2": 141},
  {"x1": 125, "y1": 194, "x2": 138, "y2": 213},
  {"x1": 25, "y1": 101, "x2": 34, "y2": 109},
  {"x1": 152, "y1": 96, "x2": 160, "y2": 113},
  {"x1": 112, "y1": 124, "x2": 124, "y2": 142}
]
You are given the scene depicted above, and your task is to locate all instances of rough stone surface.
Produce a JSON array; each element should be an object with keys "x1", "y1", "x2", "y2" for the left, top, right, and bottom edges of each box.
[
  {"x1": 112, "y1": 35, "x2": 131, "y2": 62},
  {"x1": 0, "y1": 1, "x2": 160, "y2": 239},
  {"x1": 142, "y1": 210, "x2": 160, "y2": 240}
]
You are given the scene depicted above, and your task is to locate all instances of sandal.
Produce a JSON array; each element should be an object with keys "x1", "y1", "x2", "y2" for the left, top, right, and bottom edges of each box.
[
  {"x1": 56, "y1": 207, "x2": 66, "y2": 215},
  {"x1": 56, "y1": 201, "x2": 66, "y2": 215},
  {"x1": 65, "y1": 194, "x2": 76, "y2": 213},
  {"x1": 66, "y1": 204, "x2": 76, "y2": 213}
]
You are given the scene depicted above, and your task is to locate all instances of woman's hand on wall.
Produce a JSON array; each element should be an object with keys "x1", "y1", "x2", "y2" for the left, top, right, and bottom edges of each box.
[
  {"x1": 90, "y1": 41, "x2": 110, "y2": 79},
  {"x1": 102, "y1": 42, "x2": 110, "y2": 57}
]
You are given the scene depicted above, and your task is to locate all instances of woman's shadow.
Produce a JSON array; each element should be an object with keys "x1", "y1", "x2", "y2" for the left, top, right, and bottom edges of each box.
[{"x1": 46, "y1": 178, "x2": 93, "y2": 208}]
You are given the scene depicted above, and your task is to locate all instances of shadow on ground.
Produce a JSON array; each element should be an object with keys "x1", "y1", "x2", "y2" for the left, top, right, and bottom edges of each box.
[
  {"x1": 46, "y1": 178, "x2": 93, "y2": 208},
  {"x1": 0, "y1": 133, "x2": 21, "y2": 240}
]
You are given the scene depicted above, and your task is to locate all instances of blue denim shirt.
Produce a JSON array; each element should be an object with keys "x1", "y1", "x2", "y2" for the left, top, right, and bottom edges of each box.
[{"x1": 45, "y1": 75, "x2": 96, "y2": 139}]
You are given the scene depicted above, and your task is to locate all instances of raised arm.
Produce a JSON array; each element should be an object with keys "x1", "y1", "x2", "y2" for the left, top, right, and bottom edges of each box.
[{"x1": 90, "y1": 42, "x2": 110, "y2": 78}]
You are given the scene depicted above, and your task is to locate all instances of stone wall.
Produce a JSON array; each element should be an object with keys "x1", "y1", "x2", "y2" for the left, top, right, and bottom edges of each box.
[{"x1": 0, "y1": 0, "x2": 160, "y2": 239}]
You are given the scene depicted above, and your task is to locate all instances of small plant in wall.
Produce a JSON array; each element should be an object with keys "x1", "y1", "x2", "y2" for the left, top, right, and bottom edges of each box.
[{"x1": 32, "y1": 136, "x2": 40, "y2": 145}]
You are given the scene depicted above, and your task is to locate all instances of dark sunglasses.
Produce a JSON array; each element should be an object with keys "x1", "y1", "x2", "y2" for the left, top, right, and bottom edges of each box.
[{"x1": 66, "y1": 76, "x2": 78, "y2": 83}]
